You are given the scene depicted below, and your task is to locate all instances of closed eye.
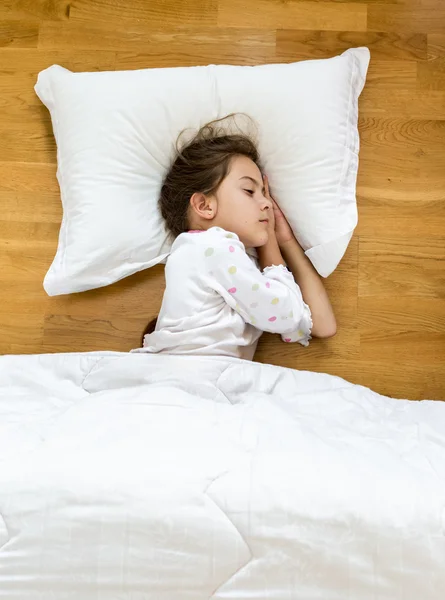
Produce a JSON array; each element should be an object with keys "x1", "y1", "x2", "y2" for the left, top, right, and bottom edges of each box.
[{"x1": 244, "y1": 189, "x2": 254, "y2": 195}]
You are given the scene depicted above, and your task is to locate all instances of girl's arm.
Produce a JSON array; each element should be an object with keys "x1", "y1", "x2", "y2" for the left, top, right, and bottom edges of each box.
[
  {"x1": 256, "y1": 233, "x2": 285, "y2": 270},
  {"x1": 204, "y1": 231, "x2": 311, "y2": 337},
  {"x1": 261, "y1": 175, "x2": 337, "y2": 339},
  {"x1": 280, "y1": 237, "x2": 337, "y2": 338}
]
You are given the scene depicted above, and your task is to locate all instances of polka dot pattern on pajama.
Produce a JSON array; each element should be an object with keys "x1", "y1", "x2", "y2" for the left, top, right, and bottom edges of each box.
[
  {"x1": 141, "y1": 227, "x2": 312, "y2": 358},
  {"x1": 193, "y1": 228, "x2": 311, "y2": 348}
]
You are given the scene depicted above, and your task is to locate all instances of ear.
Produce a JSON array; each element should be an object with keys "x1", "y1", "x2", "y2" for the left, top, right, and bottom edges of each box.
[{"x1": 189, "y1": 192, "x2": 216, "y2": 221}]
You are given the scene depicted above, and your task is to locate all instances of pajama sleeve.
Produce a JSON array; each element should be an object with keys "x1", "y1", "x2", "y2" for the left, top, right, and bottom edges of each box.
[{"x1": 204, "y1": 231, "x2": 313, "y2": 346}]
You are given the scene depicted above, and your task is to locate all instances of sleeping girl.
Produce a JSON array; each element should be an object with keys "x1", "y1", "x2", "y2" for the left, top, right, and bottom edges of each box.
[{"x1": 132, "y1": 115, "x2": 337, "y2": 361}]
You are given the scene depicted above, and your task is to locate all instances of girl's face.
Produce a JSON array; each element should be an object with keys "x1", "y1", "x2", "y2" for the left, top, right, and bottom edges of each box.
[{"x1": 189, "y1": 155, "x2": 272, "y2": 248}]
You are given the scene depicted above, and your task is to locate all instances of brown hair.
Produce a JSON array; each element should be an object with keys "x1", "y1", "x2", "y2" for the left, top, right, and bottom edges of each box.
[
  {"x1": 141, "y1": 113, "x2": 260, "y2": 346},
  {"x1": 159, "y1": 113, "x2": 260, "y2": 238}
]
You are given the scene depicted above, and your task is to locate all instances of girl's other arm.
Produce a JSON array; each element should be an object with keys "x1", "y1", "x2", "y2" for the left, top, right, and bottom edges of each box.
[
  {"x1": 280, "y1": 238, "x2": 337, "y2": 338},
  {"x1": 263, "y1": 175, "x2": 336, "y2": 338}
]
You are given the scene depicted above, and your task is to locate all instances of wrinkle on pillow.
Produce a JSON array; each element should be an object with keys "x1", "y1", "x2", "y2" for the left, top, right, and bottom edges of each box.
[{"x1": 35, "y1": 48, "x2": 370, "y2": 296}]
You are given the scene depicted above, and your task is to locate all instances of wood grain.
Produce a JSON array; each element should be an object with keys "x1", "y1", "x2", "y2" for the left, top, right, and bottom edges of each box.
[
  {"x1": 418, "y1": 57, "x2": 445, "y2": 90},
  {"x1": 0, "y1": 0, "x2": 70, "y2": 20},
  {"x1": 0, "y1": 0, "x2": 444, "y2": 400},
  {"x1": 0, "y1": 20, "x2": 39, "y2": 47},
  {"x1": 69, "y1": 0, "x2": 218, "y2": 27},
  {"x1": 276, "y1": 30, "x2": 427, "y2": 61},
  {"x1": 0, "y1": 48, "x2": 117, "y2": 72},
  {"x1": 115, "y1": 29, "x2": 276, "y2": 68},
  {"x1": 359, "y1": 237, "x2": 445, "y2": 298},
  {"x1": 218, "y1": 0, "x2": 367, "y2": 32},
  {"x1": 427, "y1": 34, "x2": 445, "y2": 59},
  {"x1": 0, "y1": 162, "x2": 58, "y2": 192},
  {"x1": 368, "y1": 5, "x2": 445, "y2": 34}
]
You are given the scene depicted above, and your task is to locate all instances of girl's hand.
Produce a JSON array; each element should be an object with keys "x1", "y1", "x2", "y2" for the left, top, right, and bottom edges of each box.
[{"x1": 263, "y1": 174, "x2": 295, "y2": 247}]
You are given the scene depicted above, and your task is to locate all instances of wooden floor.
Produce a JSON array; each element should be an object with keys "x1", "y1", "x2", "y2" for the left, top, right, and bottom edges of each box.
[{"x1": 0, "y1": 0, "x2": 444, "y2": 400}]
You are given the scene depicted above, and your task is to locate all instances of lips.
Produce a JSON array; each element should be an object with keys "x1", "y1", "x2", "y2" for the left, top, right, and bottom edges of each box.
[{"x1": 260, "y1": 219, "x2": 269, "y2": 224}]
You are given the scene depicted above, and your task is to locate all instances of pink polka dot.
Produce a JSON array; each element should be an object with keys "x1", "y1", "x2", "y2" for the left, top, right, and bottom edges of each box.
[
  {"x1": 188, "y1": 230, "x2": 204, "y2": 234},
  {"x1": 284, "y1": 338, "x2": 292, "y2": 343},
  {"x1": 268, "y1": 316, "x2": 277, "y2": 322},
  {"x1": 229, "y1": 245, "x2": 235, "y2": 253},
  {"x1": 228, "y1": 287, "x2": 237, "y2": 294},
  {"x1": 266, "y1": 282, "x2": 271, "y2": 288}
]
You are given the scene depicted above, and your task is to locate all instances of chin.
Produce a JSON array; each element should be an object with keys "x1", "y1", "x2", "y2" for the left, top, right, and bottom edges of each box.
[
  {"x1": 240, "y1": 229, "x2": 269, "y2": 249},
  {"x1": 253, "y1": 231, "x2": 270, "y2": 248}
]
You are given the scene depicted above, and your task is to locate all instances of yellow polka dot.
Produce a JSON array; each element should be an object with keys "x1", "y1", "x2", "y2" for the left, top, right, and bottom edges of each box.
[
  {"x1": 252, "y1": 283, "x2": 259, "y2": 291},
  {"x1": 250, "y1": 316, "x2": 256, "y2": 325},
  {"x1": 271, "y1": 297, "x2": 279, "y2": 305},
  {"x1": 289, "y1": 311, "x2": 293, "y2": 318},
  {"x1": 226, "y1": 233, "x2": 234, "y2": 239},
  {"x1": 205, "y1": 247, "x2": 214, "y2": 257},
  {"x1": 228, "y1": 265, "x2": 237, "y2": 275},
  {"x1": 298, "y1": 329, "x2": 304, "y2": 338}
]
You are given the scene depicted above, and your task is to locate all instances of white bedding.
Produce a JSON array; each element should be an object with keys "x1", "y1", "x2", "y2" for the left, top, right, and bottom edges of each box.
[{"x1": 1, "y1": 351, "x2": 444, "y2": 599}]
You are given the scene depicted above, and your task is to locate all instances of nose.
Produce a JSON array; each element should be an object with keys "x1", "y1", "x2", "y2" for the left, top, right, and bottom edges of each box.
[{"x1": 261, "y1": 197, "x2": 272, "y2": 211}]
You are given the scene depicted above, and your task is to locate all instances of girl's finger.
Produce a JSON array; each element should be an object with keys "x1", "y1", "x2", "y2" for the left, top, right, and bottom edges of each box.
[
  {"x1": 273, "y1": 199, "x2": 283, "y2": 216},
  {"x1": 263, "y1": 174, "x2": 270, "y2": 197}
]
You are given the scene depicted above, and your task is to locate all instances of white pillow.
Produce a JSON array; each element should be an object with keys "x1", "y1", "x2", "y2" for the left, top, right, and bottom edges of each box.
[{"x1": 35, "y1": 48, "x2": 370, "y2": 296}]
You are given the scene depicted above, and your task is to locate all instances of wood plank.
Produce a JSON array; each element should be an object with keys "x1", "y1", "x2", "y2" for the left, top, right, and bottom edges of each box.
[
  {"x1": 324, "y1": 236, "x2": 358, "y2": 326},
  {"x1": 218, "y1": 0, "x2": 367, "y2": 32},
  {"x1": 366, "y1": 59, "x2": 417, "y2": 87},
  {"x1": 359, "y1": 116, "x2": 445, "y2": 149},
  {"x1": 255, "y1": 328, "x2": 361, "y2": 380},
  {"x1": 0, "y1": 116, "x2": 56, "y2": 162},
  {"x1": 356, "y1": 186, "x2": 445, "y2": 238},
  {"x1": 42, "y1": 313, "x2": 143, "y2": 352},
  {"x1": 276, "y1": 30, "x2": 427, "y2": 61},
  {"x1": 0, "y1": 20, "x2": 39, "y2": 47},
  {"x1": 0, "y1": 70, "x2": 56, "y2": 165},
  {"x1": 115, "y1": 29, "x2": 276, "y2": 68},
  {"x1": 368, "y1": 5, "x2": 445, "y2": 34},
  {"x1": 427, "y1": 33, "x2": 445, "y2": 59},
  {"x1": 0, "y1": 48, "x2": 116, "y2": 72},
  {"x1": 359, "y1": 88, "x2": 445, "y2": 119},
  {"x1": 41, "y1": 265, "x2": 167, "y2": 352},
  {"x1": 358, "y1": 117, "x2": 445, "y2": 178},
  {"x1": 359, "y1": 331, "x2": 444, "y2": 365},
  {"x1": 358, "y1": 170, "x2": 445, "y2": 190},
  {"x1": 359, "y1": 237, "x2": 445, "y2": 298},
  {"x1": 0, "y1": 72, "x2": 47, "y2": 105},
  {"x1": 359, "y1": 296, "x2": 445, "y2": 332},
  {"x1": 0, "y1": 162, "x2": 57, "y2": 192},
  {"x1": 49, "y1": 265, "x2": 165, "y2": 318},
  {"x1": 0, "y1": 313, "x2": 44, "y2": 355},
  {"x1": 69, "y1": 0, "x2": 218, "y2": 27},
  {"x1": 1, "y1": 245, "x2": 53, "y2": 283},
  {"x1": 39, "y1": 21, "x2": 237, "y2": 52},
  {"x1": 0, "y1": 0, "x2": 70, "y2": 20},
  {"x1": 0, "y1": 220, "x2": 59, "y2": 244},
  {"x1": 0, "y1": 263, "x2": 165, "y2": 323},
  {"x1": 418, "y1": 57, "x2": 445, "y2": 89},
  {"x1": 343, "y1": 361, "x2": 444, "y2": 401},
  {"x1": 0, "y1": 191, "x2": 61, "y2": 221}
]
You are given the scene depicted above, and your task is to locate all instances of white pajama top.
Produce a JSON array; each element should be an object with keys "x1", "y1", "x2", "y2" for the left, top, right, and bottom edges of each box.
[{"x1": 132, "y1": 227, "x2": 313, "y2": 360}]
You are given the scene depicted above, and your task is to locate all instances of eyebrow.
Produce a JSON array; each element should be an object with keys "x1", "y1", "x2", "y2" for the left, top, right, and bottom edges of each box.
[{"x1": 239, "y1": 176, "x2": 265, "y2": 194}]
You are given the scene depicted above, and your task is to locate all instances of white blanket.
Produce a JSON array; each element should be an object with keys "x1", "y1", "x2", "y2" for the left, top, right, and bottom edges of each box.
[{"x1": 1, "y1": 352, "x2": 444, "y2": 599}]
